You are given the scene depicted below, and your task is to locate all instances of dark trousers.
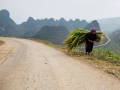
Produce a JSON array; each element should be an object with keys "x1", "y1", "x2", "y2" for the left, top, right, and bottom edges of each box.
[{"x1": 85, "y1": 43, "x2": 93, "y2": 53}]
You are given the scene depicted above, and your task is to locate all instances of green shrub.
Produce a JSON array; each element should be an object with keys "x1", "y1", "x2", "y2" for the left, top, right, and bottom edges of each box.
[{"x1": 92, "y1": 48, "x2": 120, "y2": 65}]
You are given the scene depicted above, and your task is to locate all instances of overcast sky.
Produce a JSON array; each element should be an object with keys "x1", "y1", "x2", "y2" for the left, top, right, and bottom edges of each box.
[{"x1": 0, "y1": 0, "x2": 120, "y2": 24}]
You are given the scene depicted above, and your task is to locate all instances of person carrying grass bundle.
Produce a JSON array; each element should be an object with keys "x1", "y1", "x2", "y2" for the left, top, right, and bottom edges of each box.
[
  {"x1": 85, "y1": 28, "x2": 96, "y2": 55},
  {"x1": 64, "y1": 28, "x2": 103, "y2": 53}
]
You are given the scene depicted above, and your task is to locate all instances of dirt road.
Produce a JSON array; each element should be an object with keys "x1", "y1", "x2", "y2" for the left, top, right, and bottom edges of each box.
[{"x1": 0, "y1": 37, "x2": 120, "y2": 90}]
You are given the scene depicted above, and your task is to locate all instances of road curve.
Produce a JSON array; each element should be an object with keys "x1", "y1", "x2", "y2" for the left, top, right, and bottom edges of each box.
[
  {"x1": 94, "y1": 34, "x2": 110, "y2": 47},
  {"x1": 0, "y1": 37, "x2": 120, "y2": 90}
]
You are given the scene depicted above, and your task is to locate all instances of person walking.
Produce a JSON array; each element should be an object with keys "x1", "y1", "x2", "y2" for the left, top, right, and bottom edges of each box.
[{"x1": 85, "y1": 28, "x2": 96, "y2": 55}]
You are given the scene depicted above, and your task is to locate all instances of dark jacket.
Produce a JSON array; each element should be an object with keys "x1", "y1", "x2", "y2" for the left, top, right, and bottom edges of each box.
[{"x1": 86, "y1": 32, "x2": 96, "y2": 44}]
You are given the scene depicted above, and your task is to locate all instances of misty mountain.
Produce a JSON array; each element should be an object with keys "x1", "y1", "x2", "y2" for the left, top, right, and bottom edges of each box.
[
  {"x1": 0, "y1": 9, "x2": 22, "y2": 36},
  {"x1": 19, "y1": 17, "x2": 41, "y2": 37},
  {"x1": 84, "y1": 20, "x2": 101, "y2": 30},
  {"x1": 97, "y1": 17, "x2": 120, "y2": 33},
  {"x1": 0, "y1": 9, "x2": 101, "y2": 45},
  {"x1": 0, "y1": 9, "x2": 102, "y2": 45},
  {"x1": 32, "y1": 20, "x2": 101, "y2": 45},
  {"x1": 102, "y1": 29, "x2": 120, "y2": 55},
  {"x1": 56, "y1": 18, "x2": 88, "y2": 30},
  {"x1": 0, "y1": 9, "x2": 101, "y2": 38},
  {"x1": 19, "y1": 17, "x2": 88, "y2": 37},
  {"x1": 0, "y1": 9, "x2": 120, "y2": 56},
  {"x1": 33, "y1": 26, "x2": 69, "y2": 45}
]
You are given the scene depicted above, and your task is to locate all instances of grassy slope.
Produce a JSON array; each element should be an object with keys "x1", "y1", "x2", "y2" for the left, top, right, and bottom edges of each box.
[
  {"x1": 31, "y1": 39, "x2": 120, "y2": 79},
  {"x1": 1, "y1": 36, "x2": 120, "y2": 79}
]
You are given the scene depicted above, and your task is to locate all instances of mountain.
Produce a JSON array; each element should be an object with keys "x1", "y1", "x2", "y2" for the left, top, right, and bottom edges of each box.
[
  {"x1": 32, "y1": 20, "x2": 101, "y2": 45},
  {"x1": 56, "y1": 18, "x2": 88, "y2": 30},
  {"x1": 0, "y1": 9, "x2": 98, "y2": 35},
  {"x1": 0, "y1": 9, "x2": 101, "y2": 46},
  {"x1": 102, "y1": 29, "x2": 120, "y2": 55},
  {"x1": 96, "y1": 17, "x2": 120, "y2": 55},
  {"x1": 0, "y1": 9, "x2": 21, "y2": 36},
  {"x1": 33, "y1": 26, "x2": 69, "y2": 45},
  {"x1": 1, "y1": 9, "x2": 120, "y2": 56},
  {"x1": 84, "y1": 20, "x2": 101, "y2": 30},
  {"x1": 19, "y1": 17, "x2": 88, "y2": 37},
  {"x1": 97, "y1": 17, "x2": 120, "y2": 33},
  {"x1": 19, "y1": 17, "x2": 41, "y2": 37}
]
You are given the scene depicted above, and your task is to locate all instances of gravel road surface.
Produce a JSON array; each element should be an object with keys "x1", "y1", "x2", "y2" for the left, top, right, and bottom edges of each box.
[{"x1": 0, "y1": 37, "x2": 120, "y2": 90}]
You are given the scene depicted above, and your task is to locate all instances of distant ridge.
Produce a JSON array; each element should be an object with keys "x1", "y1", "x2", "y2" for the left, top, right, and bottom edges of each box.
[
  {"x1": 0, "y1": 9, "x2": 22, "y2": 36},
  {"x1": 0, "y1": 9, "x2": 101, "y2": 45},
  {"x1": 33, "y1": 26, "x2": 69, "y2": 45},
  {"x1": 97, "y1": 17, "x2": 120, "y2": 33}
]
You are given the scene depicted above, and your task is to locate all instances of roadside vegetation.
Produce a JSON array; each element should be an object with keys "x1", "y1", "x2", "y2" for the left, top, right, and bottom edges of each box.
[
  {"x1": 31, "y1": 38, "x2": 120, "y2": 79},
  {"x1": 63, "y1": 28, "x2": 103, "y2": 52},
  {"x1": 1, "y1": 37, "x2": 120, "y2": 79},
  {"x1": 0, "y1": 40, "x2": 4, "y2": 45}
]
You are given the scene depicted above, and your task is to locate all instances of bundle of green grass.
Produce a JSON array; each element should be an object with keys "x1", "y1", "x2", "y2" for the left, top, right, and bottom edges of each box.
[{"x1": 64, "y1": 28, "x2": 104, "y2": 52}]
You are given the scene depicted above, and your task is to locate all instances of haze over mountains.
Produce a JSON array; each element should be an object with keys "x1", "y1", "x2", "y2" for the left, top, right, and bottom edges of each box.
[
  {"x1": 0, "y1": 9, "x2": 120, "y2": 55},
  {"x1": 0, "y1": 9, "x2": 21, "y2": 36},
  {"x1": 98, "y1": 17, "x2": 120, "y2": 33},
  {"x1": 103, "y1": 29, "x2": 120, "y2": 55},
  {"x1": 0, "y1": 9, "x2": 101, "y2": 44}
]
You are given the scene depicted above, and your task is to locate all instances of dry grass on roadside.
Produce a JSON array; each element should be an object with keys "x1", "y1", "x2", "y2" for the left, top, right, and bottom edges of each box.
[
  {"x1": 0, "y1": 40, "x2": 4, "y2": 45},
  {"x1": 30, "y1": 39, "x2": 120, "y2": 79},
  {"x1": 68, "y1": 51, "x2": 120, "y2": 79}
]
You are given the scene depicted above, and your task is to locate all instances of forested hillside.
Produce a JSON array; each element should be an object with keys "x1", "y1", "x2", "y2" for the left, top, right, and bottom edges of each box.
[
  {"x1": 19, "y1": 17, "x2": 88, "y2": 37},
  {"x1": 0, "y1": 9, "x2": 22, "y2": 36},
  {"x1": 103, "y1": 29, "x2": 120, "y2": 55},
  {"x1": 33, "y1": 26, "x2": 69, "y2": 45}
]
